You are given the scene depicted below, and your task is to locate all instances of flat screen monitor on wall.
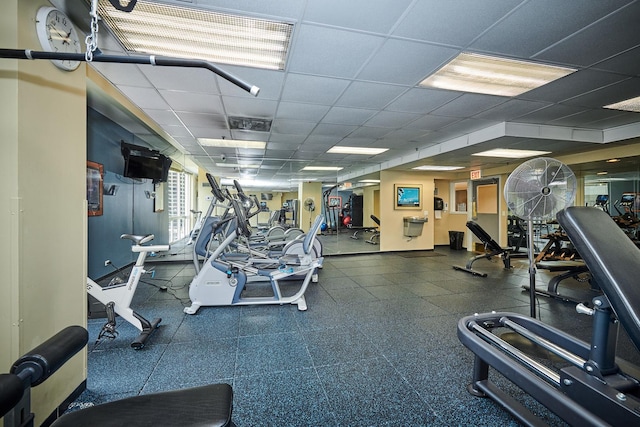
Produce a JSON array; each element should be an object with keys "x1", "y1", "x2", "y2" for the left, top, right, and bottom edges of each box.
[
  {"x1": 395, "y1": 184, "x2": 422, "y2": 210},
  {"x1": 121, "y1": 141, "x2": 172, "y2": 183}
]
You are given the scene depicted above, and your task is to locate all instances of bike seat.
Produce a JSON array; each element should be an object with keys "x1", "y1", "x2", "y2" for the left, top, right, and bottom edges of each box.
[{"x1": 120, "y1": 234, "x2": 154, "y2": 245}]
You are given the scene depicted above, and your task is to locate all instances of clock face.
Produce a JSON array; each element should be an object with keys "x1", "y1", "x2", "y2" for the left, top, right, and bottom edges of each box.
[{"x1": 36, "y1": 7, "x2": 82, "y2": 71}]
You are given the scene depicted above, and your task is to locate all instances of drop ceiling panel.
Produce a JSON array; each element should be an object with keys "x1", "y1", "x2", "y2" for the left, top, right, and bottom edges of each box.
[
  {"x1": 470, "y1": 0, "x2": 633, "y2": 58},
  {"x1": 339, "y1": 137, "x2": 378, "y2": 147},
  {"x1": 335, "y1": 82, "x2": 407, "y2": 109},
  {"x1": 118, "y1": 86, "x2": 170, "y2": 109},
  {"x1": 515, "y1": 104, "x2": 589, "y2": 124},
  {"x1": 321, "y1": 107, "x2": 376, "y2": 126},
  {"x1": 309, "y1": 123, "x2": 357, "y2": 138},
  {"x1": 175, "y1": 111, "x2": 227, "y2": 128},
  {"x1": 379, "y1": 128, "x2": 430, "y2": 142},
  {"x1": 562, "y1": 78, "x2": 640, "y2": 108},
  {"x1": 357, "y1": 39, "x2": 458, "y2": 85},
  {"x1": 549, "y1": 109, "x2": 632, "y2": 128},
  {"x1": 405, "y1": 115, "x2": 460, "y2": 131},
  {"x1": 194, "y1": 0, "x2": 305, "y2": 19},
  {"x1": 534, "y1": 2, "x2": 640, "y2": 66},
  {"x1": 281, "y1": 74, "x2": 350, "y2": 104},
  {"x1": 593, "y1": 45, "x2": 640, "y2": 76},
  {"x1": 303, "y1": 0, "x2": 414, "y2": 33},
  {"x1": 163, "y1": 124, "x2": 195, "y2": 138},
  {"x1": 159, "y1": 90, "x2": 224, "y2": 114},
  {"x1": 271, "y1": 120, "x2": 317, "y2": 135},
  {"x1": 267, "y1": 142, "x2": 301, "y2": 151},
  {"x1": 587, "y1": 112, "x2": 640, "y2": 129},
  {"x1": 393, "y1": 0, "x2": 520, "y2": 46},
  {"x1": 288, "y1": 25, "x2": 385, "y2": 78},
  {"x1": 189, "y1": 127, "x2": 231, "y2": 139},
  {"x1": 90, "y1": 63, "x2": 151, "y2": 87},
  {"x1": 268, "y1": 134, "x2": 307, "y2": 145},
  {"x1": 221, "y1": 97, "x2": 278, "y2": 118},
  {"x1": 348, "y1": 126, "x2": 394, "y2": 139},
  {"x1": 140, "y1": 66, "x2": 221, "y2": 93},
  {"x1": 365, "y1": 111, "x2": 422, "y2": 128},
  {"x1": 386, "y1": 88, "x2": 462, "y2": 114},
  {"x1": 522, "y1": 69, "x2": 630, "y2": 104},
  {"x1": 429, "y1": 94, "x2": 507, "y2": 118},
  {"x1": 144, "y1": 109, "x2": 183, "y2": 126},
  {"x1": 473, "y1": 99, "x2": 552, "y2": 121},
  {"x1": 276, "y1": 102, "x2": 330, "y2": 121}
]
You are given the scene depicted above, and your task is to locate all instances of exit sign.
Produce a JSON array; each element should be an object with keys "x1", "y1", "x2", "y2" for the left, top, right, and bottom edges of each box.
[{"x1": 470, "y1": 169, "x2": 482, "y2": 180}]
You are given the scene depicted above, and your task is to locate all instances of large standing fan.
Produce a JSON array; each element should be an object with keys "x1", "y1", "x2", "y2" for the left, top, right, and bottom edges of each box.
[
  {"x1": 304, "y1": 198, "x2": 316, "y2": 228},
  {"x1": 504, "y1": 157, "x2": 576, "y2": 318}
]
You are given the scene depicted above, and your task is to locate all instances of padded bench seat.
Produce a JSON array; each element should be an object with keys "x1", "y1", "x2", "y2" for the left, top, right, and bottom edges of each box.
[{"x1": 52, "y1": 384, "x2": 234, "y2": 427}]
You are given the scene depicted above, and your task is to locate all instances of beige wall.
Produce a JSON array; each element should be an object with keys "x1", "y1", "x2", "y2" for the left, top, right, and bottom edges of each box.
[
  {"x1": 379, "y1": 170, "x2": 434, "y2": 251},
  {"x1": 1, "y1": 0, "x2": 87, "y2": 423}
]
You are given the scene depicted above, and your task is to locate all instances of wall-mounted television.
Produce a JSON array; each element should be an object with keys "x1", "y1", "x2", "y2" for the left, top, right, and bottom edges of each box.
[
  {"x1": 121, "y1": 141, "x2": 172, "y2": 183},
  {"x1": 395, "y1": 184, "x2": 422, "y2": 210}
]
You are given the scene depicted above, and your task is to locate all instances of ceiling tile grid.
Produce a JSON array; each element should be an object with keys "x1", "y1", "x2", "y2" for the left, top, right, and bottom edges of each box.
[{"x1": 79, "y1": 0, "x2": 640, "y2": 188}]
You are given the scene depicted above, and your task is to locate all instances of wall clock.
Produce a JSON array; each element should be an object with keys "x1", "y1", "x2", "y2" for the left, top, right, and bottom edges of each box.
[{"x1": 35, "y1": 6, "x2": 82, "y2": 71}]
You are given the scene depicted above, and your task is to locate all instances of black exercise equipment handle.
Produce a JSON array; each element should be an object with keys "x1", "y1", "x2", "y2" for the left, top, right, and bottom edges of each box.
[
  {"x1": 0, "y1": 374, "x2": 23, "y2": 418},
  {"x1": 206, "y1": 173, "x2": 226, "y2": 203},
  {"x1": 11, "y1": 326, "x2": 88, "y2": 387},
  {"x1": 0, "y1": 49, "x2": 260, "y2": 97}
]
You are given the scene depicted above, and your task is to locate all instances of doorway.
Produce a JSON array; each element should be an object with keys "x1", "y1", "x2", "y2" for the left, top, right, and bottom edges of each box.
[{"x1": 471, "y1": 177, "x2": 499, "y2": 249}]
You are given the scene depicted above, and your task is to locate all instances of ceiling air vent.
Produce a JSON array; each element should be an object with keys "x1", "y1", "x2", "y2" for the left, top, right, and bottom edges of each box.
[{"x1": 229, "y1": 116, "x2": 272, "y2": 132}]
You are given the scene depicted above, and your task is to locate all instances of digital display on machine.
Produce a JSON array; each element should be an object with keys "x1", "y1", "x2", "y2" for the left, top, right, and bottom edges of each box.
[{"x1": 620, "y1": 194, "x2": 636, "y2": 205}]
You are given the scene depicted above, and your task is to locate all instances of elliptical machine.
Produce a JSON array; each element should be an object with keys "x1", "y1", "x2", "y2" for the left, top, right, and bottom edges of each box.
[{"x1": 184, "y1": 193, "x2": 324, "y2": 315}]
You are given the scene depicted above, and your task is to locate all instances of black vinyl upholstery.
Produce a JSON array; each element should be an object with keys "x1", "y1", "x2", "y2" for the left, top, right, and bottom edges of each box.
[
  {"x1": 466, "y1": 221, "x2": 502, "y2": 253},
  {"x1": 51, "y1": 383, "x2": 234, "y2": 427},
  {"x1": 557, "y1": 206, "x2": 640, "y2": 351}
]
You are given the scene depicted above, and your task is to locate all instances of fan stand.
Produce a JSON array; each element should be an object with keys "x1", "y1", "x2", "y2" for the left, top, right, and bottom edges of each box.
[{"x1": 526, "y1": 218, "x2": 537, "y2": 318}]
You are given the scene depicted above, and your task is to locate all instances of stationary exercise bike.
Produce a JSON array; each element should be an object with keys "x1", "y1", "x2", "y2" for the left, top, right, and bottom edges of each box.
[{"x1": 87, "y1": 234, "x2": 169, "y2": 349}]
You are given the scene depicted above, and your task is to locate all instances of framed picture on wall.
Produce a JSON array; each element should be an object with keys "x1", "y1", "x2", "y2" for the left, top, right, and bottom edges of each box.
[
  {"x1": 87, "y1": 161, "x2": 104, "y2": 216},
  {"x1": 394, "y1": 184, "x2": 422, "y2": 210},
  {"x1": 328, "y1": 196, "x2": 342, "y2": 208}
]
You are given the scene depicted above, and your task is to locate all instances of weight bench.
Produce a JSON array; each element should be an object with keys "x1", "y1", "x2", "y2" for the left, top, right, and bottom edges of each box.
[
  {"x1": 349, "y1": 226, "x2": 378, "y2": 241},
  {"x1": 366, "y1": 215, "x2": 381, "y2": 245},
  {"x1": 458, "y1": 207, "x2": 640, "y2": 426},
  {"x1": 0, "y1": 326, "x2": 234, "y2": 427},
  {"x1": 527, "y1": 260, "x2": 595, "y2": 304},
  {"x1": 452, "y1": 221, "x2": 512, "y2": 277}
]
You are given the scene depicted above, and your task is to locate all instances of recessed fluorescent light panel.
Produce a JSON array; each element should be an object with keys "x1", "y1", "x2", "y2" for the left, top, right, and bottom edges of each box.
[
  {"x1": 412, "y1": 165, "x2": 464, "y2": 171},
  {"x1": 97, "y1": 0, "x2": 293, "y2": 70},
  {"x1": 419, "y1": 52, "x2": 575, "y2": 96},
  {"x1": 472, "y1": 148, "x2": 551, "y2": 159},
  {"x1": 198, "y1": 138, "x2": 266, "y2": 149},
  {"x1": 302, "y1": 166, "x2": 343, "y2": 171},
  {"x1": 604, "y1": 96, "x2": 640, "y2": 112},
  {"x1": 358, "y1": 179, "x2": 380, "y2": 183},
  {"x1": 327, "y1": 146, "x2": 389, "y2": 155}
]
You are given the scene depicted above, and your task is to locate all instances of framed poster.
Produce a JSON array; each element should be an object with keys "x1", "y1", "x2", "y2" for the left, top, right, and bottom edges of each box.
[
  {"x1": 394, "y1": 184, "x2": 422, "y2": 210},
  {"x1": 87, "y1": 161, "x2": 104, "y2": 216},
  {"x1": 328, "y1": 196, "x2": 342, "y2": 208}
]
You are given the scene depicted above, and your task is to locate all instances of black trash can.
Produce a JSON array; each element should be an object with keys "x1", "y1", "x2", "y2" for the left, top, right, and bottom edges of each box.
[{"x1": 449, "y1": 231, "x2": 464, "y2": 250}]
